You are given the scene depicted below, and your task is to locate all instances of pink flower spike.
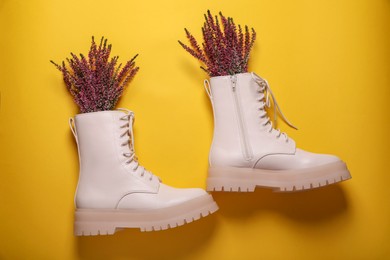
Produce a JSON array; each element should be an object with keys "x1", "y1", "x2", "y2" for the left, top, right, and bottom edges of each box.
[
  {"x1": 179, "y1": 11, "x2": 256, "y2": 77},
  {"x1": 51, "y1": 36, "x2": 139, "y2": 113}
]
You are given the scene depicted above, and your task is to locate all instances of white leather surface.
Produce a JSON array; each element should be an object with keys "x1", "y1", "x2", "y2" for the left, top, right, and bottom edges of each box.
[
  {"x1": 117, "y1": 184, "x2": 207, "y2": 209},
  {"x1": 209, "y1": 75, "x2": 247, "y2": 166},
  {"x1": 74, "y1": 110, "x2": 160, "y2": 209},
  {"x1": 209, "y1": 73, "x2": 295, "y2": 168},
  {"x1": 255, "y1": 148, "x2": 341, "y2": 170},
  {"x1": 208, "y1": 72, "x2": 341, "y2": 170}
]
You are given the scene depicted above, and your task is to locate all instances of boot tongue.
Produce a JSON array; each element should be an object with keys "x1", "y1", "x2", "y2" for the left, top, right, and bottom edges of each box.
[
  {"x1": 116, "y1": 108, "x2": 135, "y2": 116},
  {"x1": 251, "y1": 72, "x2": 265, "y2": 82},
  {"x1": 116, "y1": 108, "x2": 161, "y2": 184},
  {"x1": 250, "y1": 72, "x2": 298, "y2": 130}
]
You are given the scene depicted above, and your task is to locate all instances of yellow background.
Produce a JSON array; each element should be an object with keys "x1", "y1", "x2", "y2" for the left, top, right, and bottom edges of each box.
[{"x1": 1, "y1": 0, "x2": 389, "y2": 259}]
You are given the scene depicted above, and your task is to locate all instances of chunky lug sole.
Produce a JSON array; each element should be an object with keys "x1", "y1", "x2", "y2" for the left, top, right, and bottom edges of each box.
[
  {"x1": 207, "y1": 161, "x2": 351, "y2": 192},
  {"x1": 74, "y1": 194, "x2": 218, "y2": 236}
]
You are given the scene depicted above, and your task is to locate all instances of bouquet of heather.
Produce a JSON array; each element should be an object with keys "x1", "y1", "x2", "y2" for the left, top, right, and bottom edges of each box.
[
  {"x1": 179, "y1": 10, "x2": 256, "y2": 76},
  {"x1": 51, "y1": 36, "x2": 139, "y2": 113}
]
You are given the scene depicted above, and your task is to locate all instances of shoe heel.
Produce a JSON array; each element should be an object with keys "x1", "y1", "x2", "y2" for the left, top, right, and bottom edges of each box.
[
  {"x1": 74, "y1": 210, "x2": 117, "y2": 236},
  {"x1": 74, "y1": 222, "x2": 117, "y2": 236}
]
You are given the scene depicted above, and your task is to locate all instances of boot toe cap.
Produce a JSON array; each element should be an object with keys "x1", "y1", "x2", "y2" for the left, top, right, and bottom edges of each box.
[
  {"x1": 117, "y1": 184, "x2": 208, "y2": 210},
  {"x1": 256, "y1": 148, "x2": 343, "y2": 170}
]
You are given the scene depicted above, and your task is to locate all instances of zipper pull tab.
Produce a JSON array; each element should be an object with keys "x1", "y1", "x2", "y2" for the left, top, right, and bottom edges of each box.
[{"x1": 231, "y1": 75, "x2": 237, "y2": 91}]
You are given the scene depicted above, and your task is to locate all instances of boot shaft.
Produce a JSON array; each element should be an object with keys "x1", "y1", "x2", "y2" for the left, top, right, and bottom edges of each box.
[
  {"x1": 74, "y1": 111, "x2": 125, "y2": 172},
  {"x1": 72, "y1": 110, "x2": 159, "y2": 209},
  {"x1": 208, "y1": 73, "x2": 295, "y2": 168}
]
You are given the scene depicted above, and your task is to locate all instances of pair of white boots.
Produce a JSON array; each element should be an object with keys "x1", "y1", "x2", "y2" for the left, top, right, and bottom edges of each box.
[{"x1": 70, "y1": 72, "x2": 351, "y2": 236}]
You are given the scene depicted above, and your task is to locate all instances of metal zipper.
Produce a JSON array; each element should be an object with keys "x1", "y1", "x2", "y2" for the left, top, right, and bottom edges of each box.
[{"x1": 230, "y1": 75, "x2": 253, "y2": 160}]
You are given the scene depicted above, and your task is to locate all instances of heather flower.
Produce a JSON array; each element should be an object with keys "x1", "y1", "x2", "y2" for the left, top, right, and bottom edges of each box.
[
  {"x1": 179, "y1": 10, "x2": 256, "y2": 77},
  {"x1": 51, "y1": 37, "x2": 139, "y2": 113}
]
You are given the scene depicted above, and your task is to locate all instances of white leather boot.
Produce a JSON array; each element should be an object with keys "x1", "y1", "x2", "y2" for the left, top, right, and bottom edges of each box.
[
  {"x1": 204, "y1": 72, "x2": 351, "y2": 192},
  {"x1": 69, "y1": 109, "x2": 218, "y2": 235}
]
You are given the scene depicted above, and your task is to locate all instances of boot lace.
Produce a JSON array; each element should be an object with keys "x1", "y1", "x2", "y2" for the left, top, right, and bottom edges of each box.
[
  {"x1": 251, "y1": 72, "x2": 297, "y2": 142},
  {"x1": 117, "y1": 108, "x2": 155, "y2": 181}
]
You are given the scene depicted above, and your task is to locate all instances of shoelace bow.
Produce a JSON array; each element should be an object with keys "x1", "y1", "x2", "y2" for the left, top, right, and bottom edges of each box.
[
  {"x1": 251, "y1": 72, "x2": 297, "y2": 141},
  {"x1": 117, "y1": 108, "x2": 155, "y2": 181}
]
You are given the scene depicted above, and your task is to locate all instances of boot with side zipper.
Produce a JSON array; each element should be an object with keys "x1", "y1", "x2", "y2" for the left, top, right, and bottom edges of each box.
[
  {"x1": 204, "y1": 72, "x2": 351, "y2": 192},
  {"x1": 70, "y1": 108, "x2": 218, "y2": 235}
]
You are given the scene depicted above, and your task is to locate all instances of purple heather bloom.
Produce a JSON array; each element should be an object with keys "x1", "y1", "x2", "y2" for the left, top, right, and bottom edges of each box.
[
  {"x1": 179, "y1": 10, "x2": 256, "y2": 77},
  {"x1": 51, "y1": 37, "x2": 139, "y2": 113}
]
